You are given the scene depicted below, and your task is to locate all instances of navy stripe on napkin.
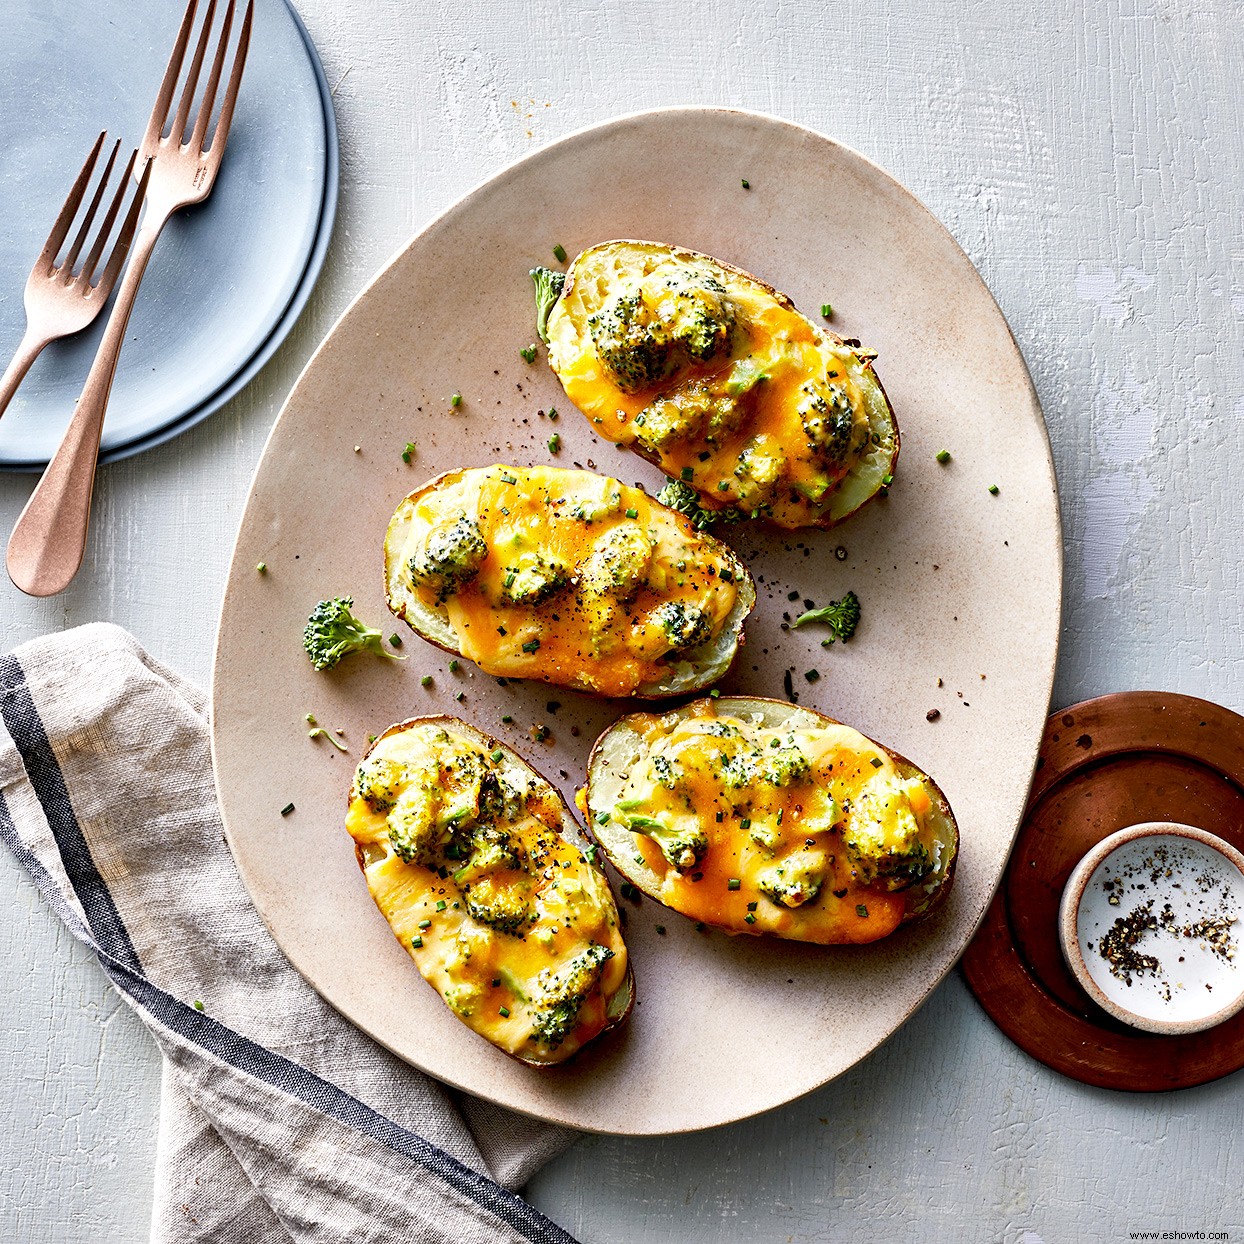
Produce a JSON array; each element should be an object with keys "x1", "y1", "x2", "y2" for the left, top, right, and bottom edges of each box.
[{"x1": 0, "y1": 656, "x2": 577, "y2": 1244}]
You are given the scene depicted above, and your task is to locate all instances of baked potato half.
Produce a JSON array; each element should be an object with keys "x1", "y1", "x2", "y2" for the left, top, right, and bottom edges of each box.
[
  {"x1": 384, "y1": 464, "x2": 756, "y2": 698},
  {"x1": 543, "y1": 241, "x2": 898, "y2": 531},
  {"x1": 583, "y1": 697, "x2": 957, "y2": 944},
  {"x1": 346, "y1": 717, "x2": 633, "y2": 1066}
]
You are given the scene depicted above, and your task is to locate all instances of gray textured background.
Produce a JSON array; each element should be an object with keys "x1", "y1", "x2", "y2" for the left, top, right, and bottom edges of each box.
[{"x1": 2, "y1": 0, "x2": 1242, "y2": 1239}]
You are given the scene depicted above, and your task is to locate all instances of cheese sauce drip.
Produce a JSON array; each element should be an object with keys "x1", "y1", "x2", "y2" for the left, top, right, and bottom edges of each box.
[
  {"x1": 600, "y1": 704, "x2": 941, "y2": 944},
  {"x1": 346, "y1": 724, "x2": 628, "y2": 1064},
  {"x1": 398, "y1": 466, "x2": 742, "y2": 696},
  {"x1": 550, "y1": 251, "x2": 882, "y2": 529}
]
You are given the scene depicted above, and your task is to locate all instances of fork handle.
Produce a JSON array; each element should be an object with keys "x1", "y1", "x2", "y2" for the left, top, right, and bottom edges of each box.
[
  {"x1": 0, "y1": 329, "x2": 48, "y2": 424},
  {"x1": 7, "y1": 211, "x2": 168, "y2": 597}
]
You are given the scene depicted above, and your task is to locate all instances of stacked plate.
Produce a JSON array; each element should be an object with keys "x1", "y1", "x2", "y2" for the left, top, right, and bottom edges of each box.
[{"x1": 0, "y1": 0, "x2": 338, "y2": 469}]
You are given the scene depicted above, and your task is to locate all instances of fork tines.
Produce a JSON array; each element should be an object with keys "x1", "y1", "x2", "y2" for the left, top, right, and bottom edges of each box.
[
  {"x1": 38, "y1": 134, "x2": 149, "y2": 293},
  {"x1": 146, "y1": 0, "x2": 254, "y2": 157}
]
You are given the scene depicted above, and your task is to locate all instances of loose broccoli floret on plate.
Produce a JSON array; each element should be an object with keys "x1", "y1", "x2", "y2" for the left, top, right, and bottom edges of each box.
[
  {"x1": 303, "y1": 596, "x2": 403, "y2": 671},
  {"x1": 409, "y1": 516, "x2": 488, "y2": 603},
  {"x1": 792, "y1": 590, "x2": 861, "y2": 645},
  {"x1": 531, "y1": 266, "x2": 566, "y2": 344},
  {"x1": 528, "y1": 943, "x2": 614, "y2": 1049}
]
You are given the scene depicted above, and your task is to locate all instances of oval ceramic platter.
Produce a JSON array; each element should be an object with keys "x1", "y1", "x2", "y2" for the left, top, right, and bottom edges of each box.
[{"x1": 212, "y1": 108, "x2": 1062, "y2": 1135}]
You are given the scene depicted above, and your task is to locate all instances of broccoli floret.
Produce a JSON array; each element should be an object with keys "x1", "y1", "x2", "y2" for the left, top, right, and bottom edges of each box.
[
  {"x1": 792, "y1": 591, "x2": 861, "y2": 645},
  {"x1": 633, "y1": 389, "x2": 710, "y2": 452},
  {"x1": 624, "y1": 812, "x2": 708, "y2": 871},
  {"x1": 303, "y1": 596, "x2": 403, "y2": 672},
  {"x1": 409, "y1": 517, "x2": 488, "y2": 604},
  {"x1": 531, "y1": 266, "x2": 566, "y2": 344},
  {"x1": 457, "y1": 820, "x2": 524, "y2": 876},
  {"x1": 579, "y1": 525, "x2": 653, "y2": 600},
  {"x1": 529, "y1": 943, "x2": 614, "y2": 1049},
  {"x1": 651, "y1": 599, "x2": 713, "y2": 652},
  {"x1": 588, "y1": 266, "x2": 737, "y2": 394},
  {"x1": 655, "y1": 479, "x2": 745, "y2": 530},
  {"x1": 732, "y1": 435, "x2": 787, "y2": 506},
  {"x1": 461, "y1": 874, "x2": 533, "y2": 934},
  {"x1": 478, "y1": 770, "x2": 530, "y2": 823},
  {"x1": 650, "y1": 752, "x2": 680, "y2": 791},
  {"x1": 386, "y1": 787, "x2": 443, "y2": 865},
  {"x1": 499, "y1": 552, "x2": 569, "y2": 606},
  {"x1": 844, "y1": 776, "x2": 934, "y2": 890},
  {"x1": 759, "y1": 741, "x2": 811, "y2": 787},
  {"x1": 798, "y1": 381, "x2": 858, "y2": 466},
  {"x1": 757, "y1": 850, "x2": 827, "y2": 908},
  {"x1": 443, "y1": 979, "x2": 485, "y2": 1019},
  {"x1": 718, "y1": 749, "x2": 758, "y2": 789},
  {"x1": 748, "y1": 820, "x2": 781, "y2": 853},
  {"x1": 588, "y1": 290, "x2": 676, "y2": 393},
  {"x1": 352, "y1": 756, "x2": 406, "y2": 812}
]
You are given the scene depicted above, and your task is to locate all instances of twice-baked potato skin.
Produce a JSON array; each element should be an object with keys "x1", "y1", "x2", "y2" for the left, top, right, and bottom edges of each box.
[
  {"x1": 546, "y1": 241, "x2": 898, "y2": 531},
  {"x1": 583, "y1": 697, "x2": 957, "y2": 944},
  {"x1": 346, "y1": 717, "x2": 633, "y2": 1066},
  {"x1": 384, "y1": 464, "x2": 756, "y2": 698}
]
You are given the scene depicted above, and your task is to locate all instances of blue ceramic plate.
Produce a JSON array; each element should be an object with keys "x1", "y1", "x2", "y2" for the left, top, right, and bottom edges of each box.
[{"x1": 0, "y1": 0, "x2": 337, "y2": 469}]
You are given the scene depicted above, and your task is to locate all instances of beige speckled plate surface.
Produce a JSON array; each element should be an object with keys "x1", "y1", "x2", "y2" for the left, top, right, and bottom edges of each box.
[{"x1": 211, "y1": 107, "x2": 1062, "y2": 1135}]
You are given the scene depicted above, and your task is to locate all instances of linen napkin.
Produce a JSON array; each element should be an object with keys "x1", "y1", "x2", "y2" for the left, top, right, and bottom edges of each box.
[{"x1": 0, "y1": 623, "x2": 579, "y2": 1244}]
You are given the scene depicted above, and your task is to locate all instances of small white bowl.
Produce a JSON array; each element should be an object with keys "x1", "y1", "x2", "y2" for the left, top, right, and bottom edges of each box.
[{"x1": 1059, "y1": 822, "x2": 1244, "y2": 1035}]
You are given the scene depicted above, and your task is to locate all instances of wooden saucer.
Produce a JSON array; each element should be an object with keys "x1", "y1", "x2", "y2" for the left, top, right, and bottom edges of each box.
[{"x1": 961, "y1": 691, "x2": 1244, "y2": 1091}]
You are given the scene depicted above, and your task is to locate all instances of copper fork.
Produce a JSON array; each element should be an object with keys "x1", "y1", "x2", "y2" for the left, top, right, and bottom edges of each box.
[
  {"x1": 0, "y1": 133, "x2": 148, "y2": 423},
  {"x1": 7, "y1": 0, "x2": 255, "y2": 598}
]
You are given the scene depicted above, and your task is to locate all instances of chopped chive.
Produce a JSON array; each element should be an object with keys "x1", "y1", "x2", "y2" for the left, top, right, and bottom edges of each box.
[
  {"x1": 280, "y1": 802, "x2": 295, "y2": 817},
  {"x1": 805, "y1": 669, "x2": 820, "y2": 683},
  {"x1": 501, "y1": 715, "x2": 514, "y2": 725},
  {"x1": 709, "y1": 688, "x2": 720, "y2": 699},
  {"x1": 715, "y1": 811, "x2": 724, "y2": 822},
  {"x1": 450, "y1": 392, "x2": 462, "y2": 407},
  {"x1": 656, "y1": 925, "x2": 667, "y2": 935},
  {"x1": 548, "y1": 433, "x2": 561, "y2": 453},
  {"x1": 449, "y1": 659, "x2": 461, "y2": 673},
  {"x1": 727, "y1": 878, "x2": 741, "y2": 891},
  {"x1": 744, "y1": 913, "x2": 756, "y2": 924},
  {"x1": 553, "y1": 243, "x2": 567, "y2": 263},
  {"x1": 389, "y1": 633, "x2": 403, "y2": 647},
  {"x1": 500, "y1": 472, "x2": 517, "y2": 484},
  {"x1": 411, "y1": 936, "x2": 423, "y2": 948},
  {"x1": 436, "y1": 900, "x2": 447, "y2": 912},
  {"x1": 402, "y1": 442, "x2": 416, "y2": 463},
  {"x1": 741, "y1": 178, "x2": 750, "y2": 189},
  {"x1": 499, "y1": 1006, "x2": 511, "y2": 1018},
  {"x1": 936, "y1": 449, "x2": 951, "y2": 464},
  {"x1": 490, "y1": 748, "x2": 504, "y2": 762},
  {"x1": 547, "y1": 407, "x2": 558, "y2": 421},
  {"x1": 820, "y1": 303, "x2": 833, "y2": 319},
  {"x1": 193, "y1": 1000, "x2": 205, "y2": 1012},
  {"x1": 584, "y1": 845, "x2": 598, "y2": 864},
  {"x1": 625, "y1": 507, "x2": 638, "y2": 519},
  {"x1": 856, "y1": 904, "x2": 869, "y2": 918},
  {"x1": 871, "y1": 756, "x2": 883, "y2": 768},
  {"x1": 680, "y1": 466, "x2": 694, "y2": 480},
  {"x1": 421, "y1": 675, "x2": 433, "y2": 687},
  {"x1": 747, "y1": 901, "x2": 758, "y2": 911},
  {"x1": 520, "y1": 344, "x2": 538, "y2": 363},
  {"x1": 521, "y1": 639, "x2": 541, "y2": 654},
  {"x1": 256, "y1": 561, "x2": 267, "y2": 574},
  {"x1": 454, "y1": 691, "x2": 465, "y2": 702},
  {"x1": 741, "y1": 818, "x2": 752, "y2": 829},
  {"x1": 989, "y1": 483, "x2": 1000, "y2": 495},
  {"x1": 882, "y1": 473, "x2": 894, "y2": 486},
  {"x1": 717, "y1": 480, "x2": 729, "y2": 491},
  {"x1": 418, "y1": 919, "x2": 431, "y2": 929}
]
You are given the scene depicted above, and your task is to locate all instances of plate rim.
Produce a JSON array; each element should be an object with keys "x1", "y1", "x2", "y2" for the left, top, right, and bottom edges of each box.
[
  {"x1": 0, "y1": 0, "x2": 339, "y2": 473},
  {"x1": 211, "y1": 105, "x2": 1064, "y2": 1134}
]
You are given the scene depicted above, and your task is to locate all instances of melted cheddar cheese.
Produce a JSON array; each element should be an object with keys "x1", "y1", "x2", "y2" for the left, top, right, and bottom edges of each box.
[
  {"x1": 347, "y1": 723, "x2": 629, "y2": 1064},
  {"x1": 548, "y1": 244, "x2": 893, "y2": 530},
  {"x1": 593, "y1": 703, "x2": 943, "y2": 945},
  {"x1": 389, "y1": 465, "x2": 745, "y2": 697}
]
